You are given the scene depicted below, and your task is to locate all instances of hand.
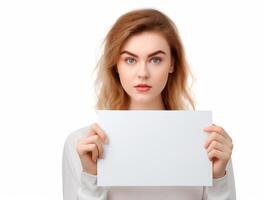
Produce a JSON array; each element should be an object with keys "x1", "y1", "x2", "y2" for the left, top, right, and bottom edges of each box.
[
  {"x1": 203, "y1": 124, "x2": 233, "y2": 179},
  {"x1": 76, "y1": 123, "x2": 109, "y2": 175}
]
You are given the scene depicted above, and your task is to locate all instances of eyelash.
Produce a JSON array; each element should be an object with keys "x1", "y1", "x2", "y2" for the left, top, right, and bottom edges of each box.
[{"x1": 124, "y1": 57, "x2": 162, "y2": 64}]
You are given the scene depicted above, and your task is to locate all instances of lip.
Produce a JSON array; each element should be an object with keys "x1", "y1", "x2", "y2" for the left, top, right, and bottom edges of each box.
[
  {"x1": 134, "y1": 84, "x2": 152, "y2": 92},
  {"x1": 134, "y1": 83, "x2": 152, "y2": 87}
]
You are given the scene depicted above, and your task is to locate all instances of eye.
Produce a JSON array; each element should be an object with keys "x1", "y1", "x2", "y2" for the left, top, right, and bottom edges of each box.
[
  {"x1": 150, "y1": 57, "x2": 162, "y2": 64},
  {"x1": 125, "y1": 57, "x2": 136, "y2": 65}
]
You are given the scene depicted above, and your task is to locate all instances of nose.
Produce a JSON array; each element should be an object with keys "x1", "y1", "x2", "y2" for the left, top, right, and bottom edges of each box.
[{"x1": 137, "y1": 61, "x2": 150, "y2": 80}]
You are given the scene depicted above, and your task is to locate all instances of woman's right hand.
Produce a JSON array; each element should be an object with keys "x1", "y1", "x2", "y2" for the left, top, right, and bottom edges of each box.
[{"x1": 76, "y1": 123, "x2": 109, "y2": 175}]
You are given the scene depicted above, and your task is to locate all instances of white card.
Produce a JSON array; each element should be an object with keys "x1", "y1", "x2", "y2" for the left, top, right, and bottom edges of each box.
[{"x1": 97, "y1": 110, "x2": 212, "y2": 186}]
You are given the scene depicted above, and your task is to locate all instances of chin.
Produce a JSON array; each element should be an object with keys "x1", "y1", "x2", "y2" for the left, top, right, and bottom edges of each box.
[{"x1": 130, "y1": 95, "x2": 155, "y2": 104}]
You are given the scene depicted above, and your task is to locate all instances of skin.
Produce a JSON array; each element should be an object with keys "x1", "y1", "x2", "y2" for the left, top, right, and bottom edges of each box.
[
  {"x1": 116, "y1": 31, "x2": 174, "y2": 110},
  {"x1": 76, "y1": 31, "x2": 234, "y2": 179}
]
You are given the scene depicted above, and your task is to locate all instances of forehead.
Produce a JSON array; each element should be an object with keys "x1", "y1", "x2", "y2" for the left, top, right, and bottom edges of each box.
[{"x1": 120, "y1": 31, "x2": 170, "y2": 56}]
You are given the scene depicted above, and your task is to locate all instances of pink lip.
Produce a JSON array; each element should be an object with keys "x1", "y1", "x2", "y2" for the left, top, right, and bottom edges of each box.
[
  {"x1": 135, "y1": 84, "x2": 151, "y2": 87},
  {"x1": 135, "y1": 86, "x2": 151, "y2": 92}
]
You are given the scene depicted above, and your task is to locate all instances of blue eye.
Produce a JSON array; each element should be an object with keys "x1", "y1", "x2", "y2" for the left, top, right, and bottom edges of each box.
[
  {"x1": 150, "y1": 57, "x2": 162, "y2": 64},
  {"x1": 125, "y1": 57, "x2": 136, "y2": 64}
]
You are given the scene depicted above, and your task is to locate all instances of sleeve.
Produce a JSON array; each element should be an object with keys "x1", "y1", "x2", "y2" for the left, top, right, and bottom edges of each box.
[
  {"x1": 62, "y1": 131, "x2": 107, "y2": 200},
  {"x1": 202, "y1": 158, "x2": 236, "y2": 200},
  {"x1": 77, "y1": 172, "x2": 107, "y2": 200}
]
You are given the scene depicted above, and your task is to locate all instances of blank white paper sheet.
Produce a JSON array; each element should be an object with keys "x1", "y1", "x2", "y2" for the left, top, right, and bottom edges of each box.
[{"x1": 97, "y1": 110, "x2": 212, "y2": 186}]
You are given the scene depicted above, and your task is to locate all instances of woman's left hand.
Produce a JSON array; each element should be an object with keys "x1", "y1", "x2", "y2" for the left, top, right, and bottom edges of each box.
[{"x1": 203, "y1": 124, "x2": 233, "y2": 179}]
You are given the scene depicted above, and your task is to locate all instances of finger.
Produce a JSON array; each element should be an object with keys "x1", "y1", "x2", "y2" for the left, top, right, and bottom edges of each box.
[
  {"x1": 86, "y1": 128, "x2": 108, "y2": 146},
  {"x1": 80, "y1": 135, "x2": 104, "y2": 158},
  {"x1": 87, "y1": 129, "x2": 96, "y2": 136},
  {"x1": 204, "y1": 132, "x2": 232, "y2": 149},
  {"x1": 91, "y1": 144, "x2": 99, "y2": 162},
  {"x1": 203, "y1": 125, "x2": 232, "y2": 142},
  {"x1": 90, "y1": 123, "x2": 109, "y2": 144},
  {"x1": 79, "y1": 143, "x2": 99, "y2": 162},
  {"x1": 208, "y1": 149, "x2": 229, "y2": 162},
  {"x1": 206, "y1": 140, "x2": 229, "y2": 154},
  {"x1": 203, "y1": 125, "x2": 227, "y2": 137},
  {"x1": 77, "y1": 143, "x2": 99, "y2": 162}
]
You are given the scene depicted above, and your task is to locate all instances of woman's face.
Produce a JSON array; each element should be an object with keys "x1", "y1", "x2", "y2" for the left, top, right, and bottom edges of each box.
[{"x1": 116, "y1": 31, "x2": 174, "y2": 109}]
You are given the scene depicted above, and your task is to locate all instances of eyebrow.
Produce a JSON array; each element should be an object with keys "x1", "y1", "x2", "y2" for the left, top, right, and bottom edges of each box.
[{"x1": 120, "y1": 50, "x2": 166, "y2": 58}]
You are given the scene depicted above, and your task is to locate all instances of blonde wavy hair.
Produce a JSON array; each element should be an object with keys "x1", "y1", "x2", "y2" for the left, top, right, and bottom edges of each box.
[{"x1": 94, "y1": 8, "x2": 196, "y2": 110}]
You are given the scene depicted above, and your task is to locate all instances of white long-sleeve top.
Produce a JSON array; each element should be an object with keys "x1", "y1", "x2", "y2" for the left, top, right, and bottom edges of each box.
[{"x1": 62, "y1": 126, "x2": 236, "y2": 200}]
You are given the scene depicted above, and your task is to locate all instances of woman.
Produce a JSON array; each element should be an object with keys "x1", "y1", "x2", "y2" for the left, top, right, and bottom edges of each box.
[{"x1": 62, "y1": 8, "x2": 236, "y2": 199}]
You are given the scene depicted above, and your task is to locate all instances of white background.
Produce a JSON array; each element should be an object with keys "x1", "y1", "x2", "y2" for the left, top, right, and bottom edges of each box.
[{"x1": 0, "y1": 0, "x2": 263, "y2": 199}]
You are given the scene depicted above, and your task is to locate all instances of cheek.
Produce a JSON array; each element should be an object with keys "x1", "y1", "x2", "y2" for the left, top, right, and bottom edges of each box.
[
  {"x1": 119, "y1": 76, "x2": 129, "y2": 90},
  {"x1": 154, "y1": 70, "x2": 170, "y2": 89},
  {"x1": 118, "y1": 68, "x2": 133, "y2": 89}
]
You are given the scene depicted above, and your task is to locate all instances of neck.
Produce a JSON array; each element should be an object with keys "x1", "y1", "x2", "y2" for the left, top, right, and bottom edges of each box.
[{"x1": 128, "y1": 95, "x2": 166, "y2": 110}]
